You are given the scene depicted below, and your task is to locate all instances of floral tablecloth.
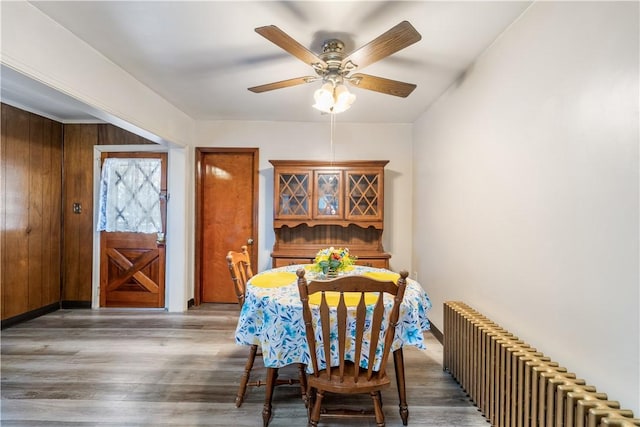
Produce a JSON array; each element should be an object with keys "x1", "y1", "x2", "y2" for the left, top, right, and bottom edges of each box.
[{"x1": 234, "y1": 265, "x2": 432, "y2": 371}]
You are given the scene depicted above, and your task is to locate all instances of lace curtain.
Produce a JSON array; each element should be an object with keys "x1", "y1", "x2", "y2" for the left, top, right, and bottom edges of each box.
[{"x1": 97, "y1": 158, "x2": 162, "y2": 233}]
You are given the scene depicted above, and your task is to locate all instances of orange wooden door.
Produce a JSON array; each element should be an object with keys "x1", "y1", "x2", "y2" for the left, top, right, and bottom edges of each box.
[
  {"x1": 99, "y1": 152, "x2": 167, "y2": 308},
  {"x1": 196, "y1": 148, "x2": 258, "y2": 303}
]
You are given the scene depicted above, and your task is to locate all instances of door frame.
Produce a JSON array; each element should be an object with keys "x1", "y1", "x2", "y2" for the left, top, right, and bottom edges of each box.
[
  {"x1": 194, "y1": 147, "x2": 259, "y2": 306},
  {"x1": 92, "y1": 144, "x2": 177, "y2": 309}
]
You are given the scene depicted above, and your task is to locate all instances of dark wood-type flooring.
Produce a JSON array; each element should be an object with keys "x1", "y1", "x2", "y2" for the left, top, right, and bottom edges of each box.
[{"x1": 1, "y1": 304, "x2": 488, "y2": 426}]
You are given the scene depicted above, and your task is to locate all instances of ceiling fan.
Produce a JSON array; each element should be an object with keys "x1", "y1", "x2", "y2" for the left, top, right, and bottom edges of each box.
[{"x1": 248, "y1": 21, "x2": 422, "y2": 111}]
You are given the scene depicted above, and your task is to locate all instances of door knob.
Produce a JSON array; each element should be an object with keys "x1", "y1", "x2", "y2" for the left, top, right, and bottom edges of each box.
[{"x1": 247, "y1": 238, "x2": 254, "y2": 245}]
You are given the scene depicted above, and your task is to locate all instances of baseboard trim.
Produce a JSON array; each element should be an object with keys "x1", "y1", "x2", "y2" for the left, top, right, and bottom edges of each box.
[
  {"x1": 60, "y1": 301, "x2": 92, "y2": 309},
  {"x1": 1, "y1": 302, "x2": 60, "y2": 329},
  {"x1": 429, "y1": 321, "x2": 443, "y2": 345}
]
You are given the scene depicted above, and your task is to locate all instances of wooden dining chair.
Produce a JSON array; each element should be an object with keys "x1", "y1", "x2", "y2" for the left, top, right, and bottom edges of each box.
[
  {"x1": 227, "y1": 247, "x2": 307, "y2": 409},
  {"x1": 295, "y1": 268, "x2": 408, "y2": 427},
  {"x1": 226, "y1": 246, "x2": 257, "y2": 407}
]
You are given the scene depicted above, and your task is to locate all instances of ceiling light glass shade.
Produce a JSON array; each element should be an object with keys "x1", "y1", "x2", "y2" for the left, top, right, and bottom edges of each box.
[
  {"x1": 313, "y1": 83, "x2": 335, "y2": 113},
  {"x1": 312, "y1": 82, "x2": 356, "y2": 114},
  {"x1": 332, "y1": 84, "x2": 356, "y2": 114}
]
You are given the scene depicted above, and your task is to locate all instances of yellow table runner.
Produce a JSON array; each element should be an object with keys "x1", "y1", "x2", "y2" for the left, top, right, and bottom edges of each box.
[
  {"x1": 363, "y1": 271, "x2": 400, "y2": 283},
  {"x1": 307, "y1": 270, "x2": 398, "y2": 306},
  {"x1": 309, "y1": 291, "x2": 379, "y2": 307},
  {"x1": 250, "y1": 272, "x2": 297, "y2": 288},
  {"x1": 250, "y1": 269, "x2": 398, "y2": 300}
]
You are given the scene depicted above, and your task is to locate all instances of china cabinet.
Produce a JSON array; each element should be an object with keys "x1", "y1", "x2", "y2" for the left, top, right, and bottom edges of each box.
[{"x1": 269, "y1": 160, "x2": 390, "y2": 268}]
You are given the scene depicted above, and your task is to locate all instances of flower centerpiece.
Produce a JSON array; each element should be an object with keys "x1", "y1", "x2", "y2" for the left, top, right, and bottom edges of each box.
[{"x1": 311, "y1": 247, "x2": 356, "y2": 277}]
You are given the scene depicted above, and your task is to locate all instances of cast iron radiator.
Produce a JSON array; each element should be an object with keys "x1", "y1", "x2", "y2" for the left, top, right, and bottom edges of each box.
[{"x1": 443, "y1": 301, "x2": 639, "y2": 427}]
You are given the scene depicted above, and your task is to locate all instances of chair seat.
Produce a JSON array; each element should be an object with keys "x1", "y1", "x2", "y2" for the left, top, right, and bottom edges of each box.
[{"x1": 308, "y1": 361, "x2": 391, "y2": 394}]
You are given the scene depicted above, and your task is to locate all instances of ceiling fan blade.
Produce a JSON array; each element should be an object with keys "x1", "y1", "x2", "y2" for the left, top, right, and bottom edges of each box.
[
  {"x1": 342, "y1": 21, "x2": 421, "y2": 71},
  {"x1": 349, "y1": 73, "x2": 417, "y2": 98},
  {"x1": 248, "y1": 76, "x2": 317, "y2": 93},
  {"x1": 255, "y1": 25, "x2": 327, "y2": 68}
]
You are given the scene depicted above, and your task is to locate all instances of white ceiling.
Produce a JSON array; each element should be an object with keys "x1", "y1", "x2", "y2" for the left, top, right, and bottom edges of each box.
[{"x1": 2, "y1": 1, "x2": 532, "y2": 124}]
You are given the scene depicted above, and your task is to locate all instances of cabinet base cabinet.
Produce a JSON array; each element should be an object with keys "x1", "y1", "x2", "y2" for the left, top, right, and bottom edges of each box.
[
  {"x1": 272, "y1": 254, "x2": 390, "y2": 269},
  {"x1": 354, "y1": 258, "x2": 389, "y2": 269},
  {"x1": 272, "y1": 257, "x2": 314, "y2": 268}
]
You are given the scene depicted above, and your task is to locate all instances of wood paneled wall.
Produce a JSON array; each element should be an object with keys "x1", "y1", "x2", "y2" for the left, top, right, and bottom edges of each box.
[
  {"x1": 1, "y1": 104, "x2": 63, "y2": 320},
  {"x1": 62, "y1": 124, "x2": 156, "y2": 303},
  {"x1": 62, "y1": 125, "x2": 97, "y2": 302},
  {"x1": 2, "y1": 103, "x2": 156, "y2": 321}
]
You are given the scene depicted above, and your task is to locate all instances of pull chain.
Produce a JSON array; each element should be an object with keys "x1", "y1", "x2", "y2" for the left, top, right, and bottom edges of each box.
[{"x1": 330, "y1": 113, "x2": 335, "y2": 165}]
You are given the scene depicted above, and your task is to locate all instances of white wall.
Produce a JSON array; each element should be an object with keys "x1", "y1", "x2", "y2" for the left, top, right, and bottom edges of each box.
[
  {"x1": 413, "y1": 1, "x2": 639, "y2": 413},
  {"x1": 194, "y1": 120, "x2": 413, "y2": 275}
]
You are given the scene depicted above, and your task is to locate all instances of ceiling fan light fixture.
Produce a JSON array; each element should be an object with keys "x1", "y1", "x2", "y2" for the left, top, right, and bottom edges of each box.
[
  {"x1": 312, "y1": 82, "x2": 355, "y2": 114},
  {"x1": 312, "y1": 83, "x2": 335, "y2": 113},
  {"x1": 333, "y1": 84, "x2": 356, "y2": 111}
]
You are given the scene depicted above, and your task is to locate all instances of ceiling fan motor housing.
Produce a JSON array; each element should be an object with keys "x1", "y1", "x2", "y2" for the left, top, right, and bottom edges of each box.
[
  {"x1": 318, "y1": 39, "x2": 351, "y2": 85},
  {"x1": 321, "y1": 39, "x2": 345, "y2": 56}
]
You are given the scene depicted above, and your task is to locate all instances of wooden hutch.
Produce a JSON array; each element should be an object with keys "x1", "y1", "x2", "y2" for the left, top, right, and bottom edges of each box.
[{"x1": 269, "y1": 160, "x2": 390, "y2": 268}]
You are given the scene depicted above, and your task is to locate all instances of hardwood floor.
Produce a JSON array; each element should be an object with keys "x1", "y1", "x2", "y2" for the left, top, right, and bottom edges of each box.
[{"x1": 1, "y1": 304, "x2": 489, "y2": 426}]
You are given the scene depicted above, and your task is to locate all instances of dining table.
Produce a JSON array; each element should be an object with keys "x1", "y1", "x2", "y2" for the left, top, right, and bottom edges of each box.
[{"x1": 234, "y1": 264, "x2": 432, "y2": 426}]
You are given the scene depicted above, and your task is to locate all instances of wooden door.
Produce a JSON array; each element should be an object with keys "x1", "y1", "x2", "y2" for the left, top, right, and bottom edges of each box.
[
  {"x1": 99, "y1": 152, "x2": 167, "y2": 308},
  {"x1": 195, "y1": 148, "x2": 258, "y2": 304}
]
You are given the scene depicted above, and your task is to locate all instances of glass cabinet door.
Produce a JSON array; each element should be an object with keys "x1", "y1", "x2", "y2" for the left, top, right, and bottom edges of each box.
[
  {"x1": 346, "y1": 170, "x2": 383, "y2": 221},
  {"x1": 275, "y1": 170, "x2": 311, "y2": 219},
  {"x1": 313, "y1": 171, "x2": 343, "y2": 219}
]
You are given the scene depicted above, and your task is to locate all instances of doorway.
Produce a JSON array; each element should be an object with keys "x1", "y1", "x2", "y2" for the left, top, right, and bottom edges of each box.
[
  {"x1": 98, "y1": 152, "x2": 167, "y2": 308},
  {"x1": 195, "y1": 148, "x2": 259, "y2": 304}
]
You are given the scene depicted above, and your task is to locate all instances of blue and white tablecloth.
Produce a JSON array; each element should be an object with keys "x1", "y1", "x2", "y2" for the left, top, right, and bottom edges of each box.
[{"x1": 234, "y1": 264, "x2": 432, "y2": 371}]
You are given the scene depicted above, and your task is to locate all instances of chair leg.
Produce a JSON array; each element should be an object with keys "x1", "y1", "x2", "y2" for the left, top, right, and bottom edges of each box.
[
  {"x1": 394, "y1": 348, "x2": 409, "y2": 425},
  {"x1": 262, "y1": 368, "x2": 278, "y2": 427},
  {"x1": 297, "y1": 363, "x2": 308, "y2": 407},
  {"x1": 235, "y1": 344, "x2": 258, "y2": 407},
  {"x1": 309, "y1": 388, "x2": 324, "y2": 427},
  {"x1": 371, "y1": 390, "x2": 385, "y2": 427},
  {"x1": 306, "y1": 386, "x2": 316, "y2": 416}
]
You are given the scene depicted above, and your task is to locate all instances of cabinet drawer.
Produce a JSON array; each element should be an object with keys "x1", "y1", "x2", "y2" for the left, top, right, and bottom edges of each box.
[
  {"x1": 355, "y1": 259, "x2": 389, "y2": 269},
  {"x1": 272, "y1": 258, "x2": 313, "y2": 268}
]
